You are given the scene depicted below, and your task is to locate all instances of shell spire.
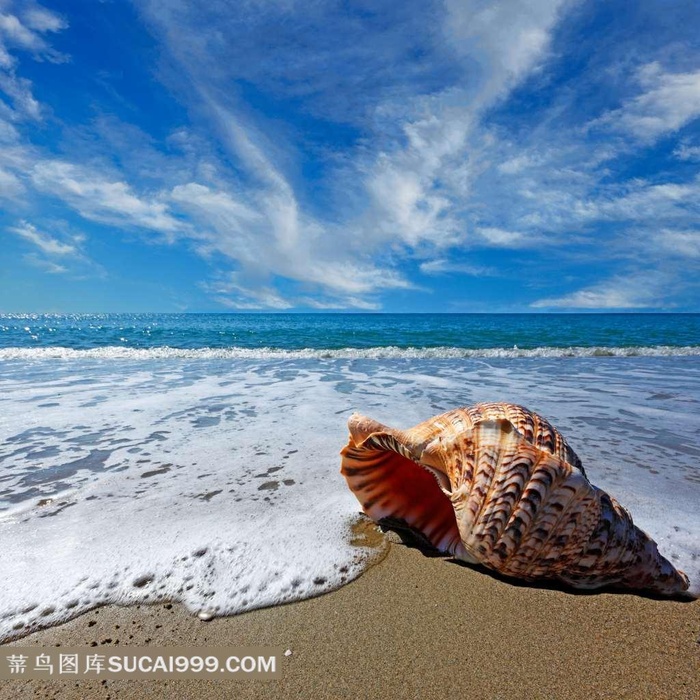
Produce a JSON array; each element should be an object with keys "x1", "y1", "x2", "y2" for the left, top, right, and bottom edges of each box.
[{"x1": 340, "y1": 403, "x2": 691, "y2": 597}]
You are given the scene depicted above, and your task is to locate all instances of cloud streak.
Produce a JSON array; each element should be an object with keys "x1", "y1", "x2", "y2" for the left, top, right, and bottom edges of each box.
[
  {"x1": 531, "y1": 272, "x2": 675, "y2": 310},
  {"x1": 593, "y1": 63, "x2": 700, "y2": 142},
  {"x1": 7, "y1": 219, "x2": 102, "y2": 277},
  {"x1": 0, "y1": 2, "x2": 67, "y2": 121},
  {"x1": 9, "y1": 220, "x2": 78, "y2": 256},
  {"x1": 31, "y1": 160, "x2": 182, "y2": 236}
]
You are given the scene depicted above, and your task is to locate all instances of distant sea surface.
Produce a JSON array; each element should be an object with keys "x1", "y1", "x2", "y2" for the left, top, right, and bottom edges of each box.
[
  {"x1": 1, "y1": 312, "x2": 700, "y2": 357},
  {"x1": 1, "y1": 313, "x2": 699, "y2": 641}
]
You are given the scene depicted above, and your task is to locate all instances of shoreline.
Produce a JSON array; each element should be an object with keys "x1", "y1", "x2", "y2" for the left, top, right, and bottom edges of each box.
[{"x1": 2, "y1": 535, "x2": 699, "y2": 700}]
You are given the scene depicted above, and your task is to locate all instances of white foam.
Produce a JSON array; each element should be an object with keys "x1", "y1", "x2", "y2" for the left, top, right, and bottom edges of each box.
[
  {"x1": 0, "y1": 344, "x2": 699, "y2": 361},
  {"x1": 0, "y1": 355, "x2": 698, "y2": 641},
  {"x1": 0, "y1": 362, "x2": 392, "y2": 640}
]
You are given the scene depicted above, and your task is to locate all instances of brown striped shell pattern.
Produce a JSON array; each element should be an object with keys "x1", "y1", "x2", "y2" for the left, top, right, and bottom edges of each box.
[{"x1": 340, "y1": 402, "x2": 690, "y2": 597}]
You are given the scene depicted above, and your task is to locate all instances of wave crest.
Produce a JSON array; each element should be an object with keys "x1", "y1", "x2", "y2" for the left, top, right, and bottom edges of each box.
[{"x1": 1, "y1": 345, "x2": 700, "y2": 360}]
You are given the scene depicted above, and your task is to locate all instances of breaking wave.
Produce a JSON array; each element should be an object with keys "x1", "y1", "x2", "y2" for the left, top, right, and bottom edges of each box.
[{"x1": 2, "y1": 345, "x2": 700, "y2": 361}]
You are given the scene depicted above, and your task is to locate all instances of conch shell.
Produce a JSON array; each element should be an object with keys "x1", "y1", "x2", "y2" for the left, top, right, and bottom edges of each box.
[{"x1": 340, "y1": 403, "x2": 690, "y2": 596}]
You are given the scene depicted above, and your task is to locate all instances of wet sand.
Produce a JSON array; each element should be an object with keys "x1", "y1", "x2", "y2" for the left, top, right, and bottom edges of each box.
[{"x1": 2, "y1": 532, "x2": 699, "y2": 700}]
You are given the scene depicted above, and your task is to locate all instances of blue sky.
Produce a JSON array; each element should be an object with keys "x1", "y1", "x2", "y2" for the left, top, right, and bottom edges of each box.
[{"x1": 1, "y1": 0, "x2": 700, "y2": 312}]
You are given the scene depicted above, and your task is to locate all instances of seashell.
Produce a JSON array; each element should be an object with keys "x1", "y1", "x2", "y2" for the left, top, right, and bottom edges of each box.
[{"x1": 340, "y1": 403, "x2": 690, "y2": 597}]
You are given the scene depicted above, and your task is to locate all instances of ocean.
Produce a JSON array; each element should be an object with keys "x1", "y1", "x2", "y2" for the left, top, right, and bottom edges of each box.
[{"x1": 1, "y1": 313, "x2": 699, "y2": 640}]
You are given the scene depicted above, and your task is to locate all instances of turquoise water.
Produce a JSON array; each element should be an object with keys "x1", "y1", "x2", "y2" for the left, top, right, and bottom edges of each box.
[{"x1": 1, "y1": 313, "x2": 699, "y2": 353}]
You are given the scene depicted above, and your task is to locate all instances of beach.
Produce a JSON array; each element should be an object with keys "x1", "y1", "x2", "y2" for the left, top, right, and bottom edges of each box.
[{"x1": 2, "y1": 529, "x2": 699, "y2": 700}]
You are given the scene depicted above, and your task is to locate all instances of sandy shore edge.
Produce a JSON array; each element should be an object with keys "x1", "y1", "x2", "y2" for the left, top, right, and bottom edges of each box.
[{"x1": 1, "y1": 532, "x2": 699, "y2": 700}]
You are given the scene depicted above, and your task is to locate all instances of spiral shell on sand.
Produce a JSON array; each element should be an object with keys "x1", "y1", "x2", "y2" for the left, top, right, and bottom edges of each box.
[{"x1": 340, "y1": 403, "x2": 690, "y2": 597}]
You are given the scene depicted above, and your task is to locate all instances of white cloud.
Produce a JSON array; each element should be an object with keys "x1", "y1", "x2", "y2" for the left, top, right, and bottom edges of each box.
[
  {"x1": 207, "y1": 276, "x2": 294, "y2": 311},
  {"x1": 358, "y1": 0, "x2": 570, "y2": 258},
  {"x1": 0, "y1": 40, "x2": 11, "y2": 68},
  {"x1": 460, "y1": 134, "x2": 700, "y2": 260},
  {"x1": 170, "y1": 182, "x2": 261, "y2": 257},
  {"x1": 531, "y1": 273, "x2": 669, "y2": 309},
  {"x1": 204, "y1": 101, "x2": 304, "y2": 257},
  {"x1": 0, "y1": 164, "x2": 23, "y2": 196},
  {"x1": 171, "y1": 176, "x2": 412, "y2": 307},
  {"x1": 419, "y1": 258, "x2": 498, "y2": 276},
  {"x1": 299, "y1": 296, "x2": 381, "y2": 311},
  {"x1": 497, "y1": 154, "x2": 541, "y2": 175},
  {"x1": 0, "y1": 6, "x2": 67, "y2": 59},
  {"x1": 0, "y1": 12, "x2": 42, "y2": 50},
  {"x1": 0, "y1": 3, "x2": 68, "y2": 120},
  {"x1": 23, "y1": 7, "x2": 67, "y2": 34},
  {"x1": 9, "y1": 220, "x2": 77, "y2": 256},
  {"x1": 31, "y1": 160, "x2": 182, "y2": 235},
  {"x1": 139, "y1": 0, "x2": 699, "y2": 312},
  {"x1": 593, "y1": 63, "x2": 700, "y2": 141},
  {"x1": 656, "y1": 229, "x2": 700, "y2": 258},
  {"x1": 23, "y1": 253, "x2": 67, "y2": 274},
  {"x1": 674, "y1": 143, "x2": 700, "y2": 161},
  {"x1": 367, "y1": 156, "x2": 457, "y2": 248},
  {"x1": 444, "y1": 0, "x2": 568, "y2": 100},
  {"x1": 0, "y1": 71, "x2": 39, "y2": 117},
  {"x1": 575, "y1": 178, "x2": 700, "y2": 224},
  {"x1": 476, "y1": 227, "x2": 529, "y2": 247},
  {"x1": 205, "y1": 272, "x2": 388, "y2": 311},
  {"x1": 0, "y1": 114, "x2": 19, "y2": 141},
  {"x1": 167, "y1": 92, "x2": 419, "y2": 302},
  {"x1": 8, "y1": 219, "x2": 103, "y2": 277}
]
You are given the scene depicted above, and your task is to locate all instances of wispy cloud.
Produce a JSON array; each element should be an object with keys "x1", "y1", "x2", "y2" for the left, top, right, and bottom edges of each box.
[
  {"x1": 531, "y1": 272, "x2": 674, "y2": 309},
  {"x1": 172, "y1": 175, "x2": 413, "y2": 301},
  {"x1": 592, "y1": 63, "x2": 700, "y2": 142},
  {"x1": 0, "y1": 2, "x2": 68, "y2": 120},
  {"x1": 9, "y1": 220, "x2": 78, "y2": 256},
  {"x1": 419, "y1": 258, "x2": 498, "y2": 276},
  {"x1": 674, "y1": 142, "x2": 700, "y2": 161},
  {"x1": 31, "y1": 160, "x2": 182, "y2": 236},
  {"x1": 655, "y1": 228, "x2": 700, "y2": 258},
  {"x1": 22, "y1": 6, "x2": 66, "y2": 34},
  {"x1": 475, "y1": 227, "x2": 532, "y2": 248},
  {"x1": 23, "y1": 254, "x2": 67, "y2": 274},
  {"x1": 7, "y1": 220, "x2": 101, "y2": 277},
  {"x1": 573, "y1": 178, "x2": 700, "y2": 227},
  {"x1": 0, "y1": 70, "x2": 39, "y2": 118},
  {"x1": 0, "y1": 163, "x2": 23, "y2": 196},
  {"x1": 298, "y1": 296, "x2": 381, "y2": 311},
  {"x1": 204, "y1": 275, "x2": 294, "y2": 311},
  {"x1": 0, "y1": 7, "x2": 66, "y2": 58},
  {"x1": 443, "y1": 0, "x2": 568, "y2": 100},
  {"x1": 356, "y1": 0, "x2": 571, "y2": 255}
]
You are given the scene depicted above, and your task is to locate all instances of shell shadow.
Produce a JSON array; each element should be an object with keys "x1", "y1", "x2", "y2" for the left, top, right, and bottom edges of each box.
[
  {"x1": 377, "y1": 516, "x2": 446, "y2": 558},
  {"x1": 377, "y1": 517, "x2": 695, "y2": 603}
]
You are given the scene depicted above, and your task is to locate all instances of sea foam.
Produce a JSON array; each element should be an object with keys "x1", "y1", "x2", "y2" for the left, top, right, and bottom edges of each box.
[
  {"x1": 0, "y1": 344, "x2": 699, "y2": 361},
  {"x1": 0, "y1": 356, "x2": 698, "y2": 641}
]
